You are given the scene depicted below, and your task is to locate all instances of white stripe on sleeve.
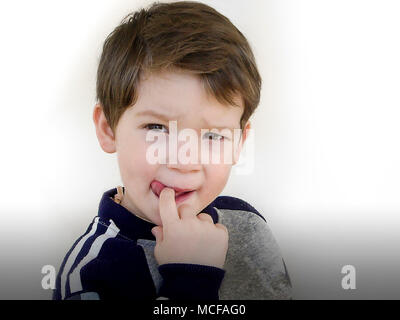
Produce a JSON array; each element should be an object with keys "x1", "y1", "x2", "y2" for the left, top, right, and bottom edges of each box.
[
  {"x1": 68, "y1": 219, "x2": 120, "y2": 295},
  {"x1": 60, "y1": 217, "x2": 100, "y2": 300}
]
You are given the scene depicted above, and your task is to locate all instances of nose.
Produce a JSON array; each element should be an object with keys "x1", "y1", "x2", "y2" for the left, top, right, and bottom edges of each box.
[{"x1": 166, "y1": 139, "x2": 202, "y2": 172}]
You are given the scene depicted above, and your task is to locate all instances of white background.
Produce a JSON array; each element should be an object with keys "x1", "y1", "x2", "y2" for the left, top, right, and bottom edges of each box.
[{"x1": 0, "y1": 0, "x2": 399, "y2": 299}]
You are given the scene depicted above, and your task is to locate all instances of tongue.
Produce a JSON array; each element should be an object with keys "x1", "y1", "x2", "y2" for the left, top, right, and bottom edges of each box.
[
  {"x1": 151, "y1": 180, "x2": 165, "y2": 197},
  {"x1": 151, "y1": 180, "x2": 190, "y2": 197}
]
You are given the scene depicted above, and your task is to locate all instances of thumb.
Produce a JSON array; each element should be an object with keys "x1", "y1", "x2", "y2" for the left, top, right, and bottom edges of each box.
[{"x1": 151, "y1": 226, "x2": 163, "y2": 242}]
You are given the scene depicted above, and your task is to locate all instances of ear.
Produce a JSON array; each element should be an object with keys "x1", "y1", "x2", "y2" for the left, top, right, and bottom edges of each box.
[
  {"x1": 233, "y1": 121, "x2": 251, "y2": 165},
  {"x1": 93, "y1": 103, "x2": 116, "y2": 153}
]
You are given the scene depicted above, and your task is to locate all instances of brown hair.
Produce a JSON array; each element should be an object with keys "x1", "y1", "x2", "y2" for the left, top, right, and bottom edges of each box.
[{"x1": 96, "y1": 0, "x2": 262, "y2": 133}]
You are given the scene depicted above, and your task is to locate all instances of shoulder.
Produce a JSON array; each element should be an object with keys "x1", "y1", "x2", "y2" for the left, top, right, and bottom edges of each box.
[
  {"x1": 211, "y1": 195, "x2": 272, "y2": 246},
  {"x1": 52, "y1": 217, "x2": 112, "y2": 299},
  {"x1": 212, "y1": 195, "x2": 266, "y2": 222},
  {"x1": 53, "y1": 217, "x2": 139, "y2": 300}
]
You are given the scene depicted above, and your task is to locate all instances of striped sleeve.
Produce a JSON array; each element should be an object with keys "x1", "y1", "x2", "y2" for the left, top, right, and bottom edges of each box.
[
  {"x1": 53, "y1": 217, "x2": 103, "y2": 300},
  {"x1": 53, "y1": 217, "x2": 156, "y2": 300}
]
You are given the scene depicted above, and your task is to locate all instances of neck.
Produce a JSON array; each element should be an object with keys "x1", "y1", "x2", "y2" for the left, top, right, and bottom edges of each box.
[{"x1": 119, "y1": 192, "x2": 154, "y2": 224}]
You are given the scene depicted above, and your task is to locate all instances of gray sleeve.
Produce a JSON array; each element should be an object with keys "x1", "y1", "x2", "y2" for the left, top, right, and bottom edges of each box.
[{"x1": 216, "y1": 208, "x2": 292, "y2": 300}]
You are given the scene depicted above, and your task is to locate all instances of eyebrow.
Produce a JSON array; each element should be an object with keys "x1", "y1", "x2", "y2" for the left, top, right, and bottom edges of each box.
[
  {"x1": 135, "y1": 109, "x2": 238, "y2": 130},
  {"x1": 135, "y1": 109, "x2": 172, "y2": 122}
]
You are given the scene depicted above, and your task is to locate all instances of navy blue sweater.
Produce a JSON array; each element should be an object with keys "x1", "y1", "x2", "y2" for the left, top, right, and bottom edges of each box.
[{"x1": 53, "y1": 187, "x2": 292, "y2": 300}]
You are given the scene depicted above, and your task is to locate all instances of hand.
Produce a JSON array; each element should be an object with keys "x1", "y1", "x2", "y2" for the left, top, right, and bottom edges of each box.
[{"x1": 151, "y1": 188, "x2": 229, "y2": 269}]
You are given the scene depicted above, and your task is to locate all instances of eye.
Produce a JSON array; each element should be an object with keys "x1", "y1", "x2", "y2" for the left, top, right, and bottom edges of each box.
[
  {"x1": 203, "y1": 132, "x2": 225, "y2": 141},
  {"x1": 144, "y1": 123, "x2": 168, "y2": 133}
]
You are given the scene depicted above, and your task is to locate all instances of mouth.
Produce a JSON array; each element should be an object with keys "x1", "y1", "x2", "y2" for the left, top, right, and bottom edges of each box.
[{"x1": 150, "y1": 180, "x2": 195, "y2": 204}]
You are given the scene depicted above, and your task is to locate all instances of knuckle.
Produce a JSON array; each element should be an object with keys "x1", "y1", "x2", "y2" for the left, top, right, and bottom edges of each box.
[
  {"x1": 198, "y1": 213, "x2": 211, "y2": 220},
  {"x1": 217, "y1": 225, "x2": 229, "y2": 239},
  {"x1": 215, "y1": 223, "x2": 228, "y2": 231}
]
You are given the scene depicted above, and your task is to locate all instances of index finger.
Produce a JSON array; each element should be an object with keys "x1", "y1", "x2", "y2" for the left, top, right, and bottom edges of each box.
[{"x1": 158, "y1": 187, "x2": 179, "y2": 229}]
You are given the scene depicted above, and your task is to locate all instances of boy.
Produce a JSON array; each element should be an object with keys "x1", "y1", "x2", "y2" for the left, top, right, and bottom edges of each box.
[{"x1": 53, "y1": 0, "x2": 292, "y2": 300}]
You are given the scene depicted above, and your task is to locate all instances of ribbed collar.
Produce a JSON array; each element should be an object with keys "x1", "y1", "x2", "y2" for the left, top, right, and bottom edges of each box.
[{"x1": 97, "y1": 187, "x2": 219, "y2": 241}]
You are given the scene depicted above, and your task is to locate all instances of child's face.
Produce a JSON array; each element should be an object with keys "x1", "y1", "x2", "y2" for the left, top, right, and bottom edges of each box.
[{"x1": 94, "y1": 70, "x2": 249, "y2": 226}]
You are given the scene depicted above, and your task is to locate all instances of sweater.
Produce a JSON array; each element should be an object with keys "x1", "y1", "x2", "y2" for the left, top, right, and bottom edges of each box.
[{"x1": 53, "y1": 187, "x2": 292, "y2": 300}]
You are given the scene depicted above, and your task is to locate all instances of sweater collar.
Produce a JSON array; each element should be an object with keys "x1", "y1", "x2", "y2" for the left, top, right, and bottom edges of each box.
[{"x1": 98, "y1": 187, "x2": 218, "y2": 241}]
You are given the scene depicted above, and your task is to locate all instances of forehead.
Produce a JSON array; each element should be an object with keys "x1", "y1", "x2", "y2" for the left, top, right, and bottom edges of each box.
[{"x1": 131, "y1": 69, "x2": 243, "y2": 128}]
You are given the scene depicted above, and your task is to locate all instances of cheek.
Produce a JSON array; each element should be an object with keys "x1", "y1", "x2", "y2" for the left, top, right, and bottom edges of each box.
[
  {"x1": 203, "y1": 164, "x2": 232, "y2": 195},
  {"x1": 205, "y1": 139, "x2": 238, "y2": 166},
  {"x1": 116, "y1": 134, "x2": 158, "y2": 186}
]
